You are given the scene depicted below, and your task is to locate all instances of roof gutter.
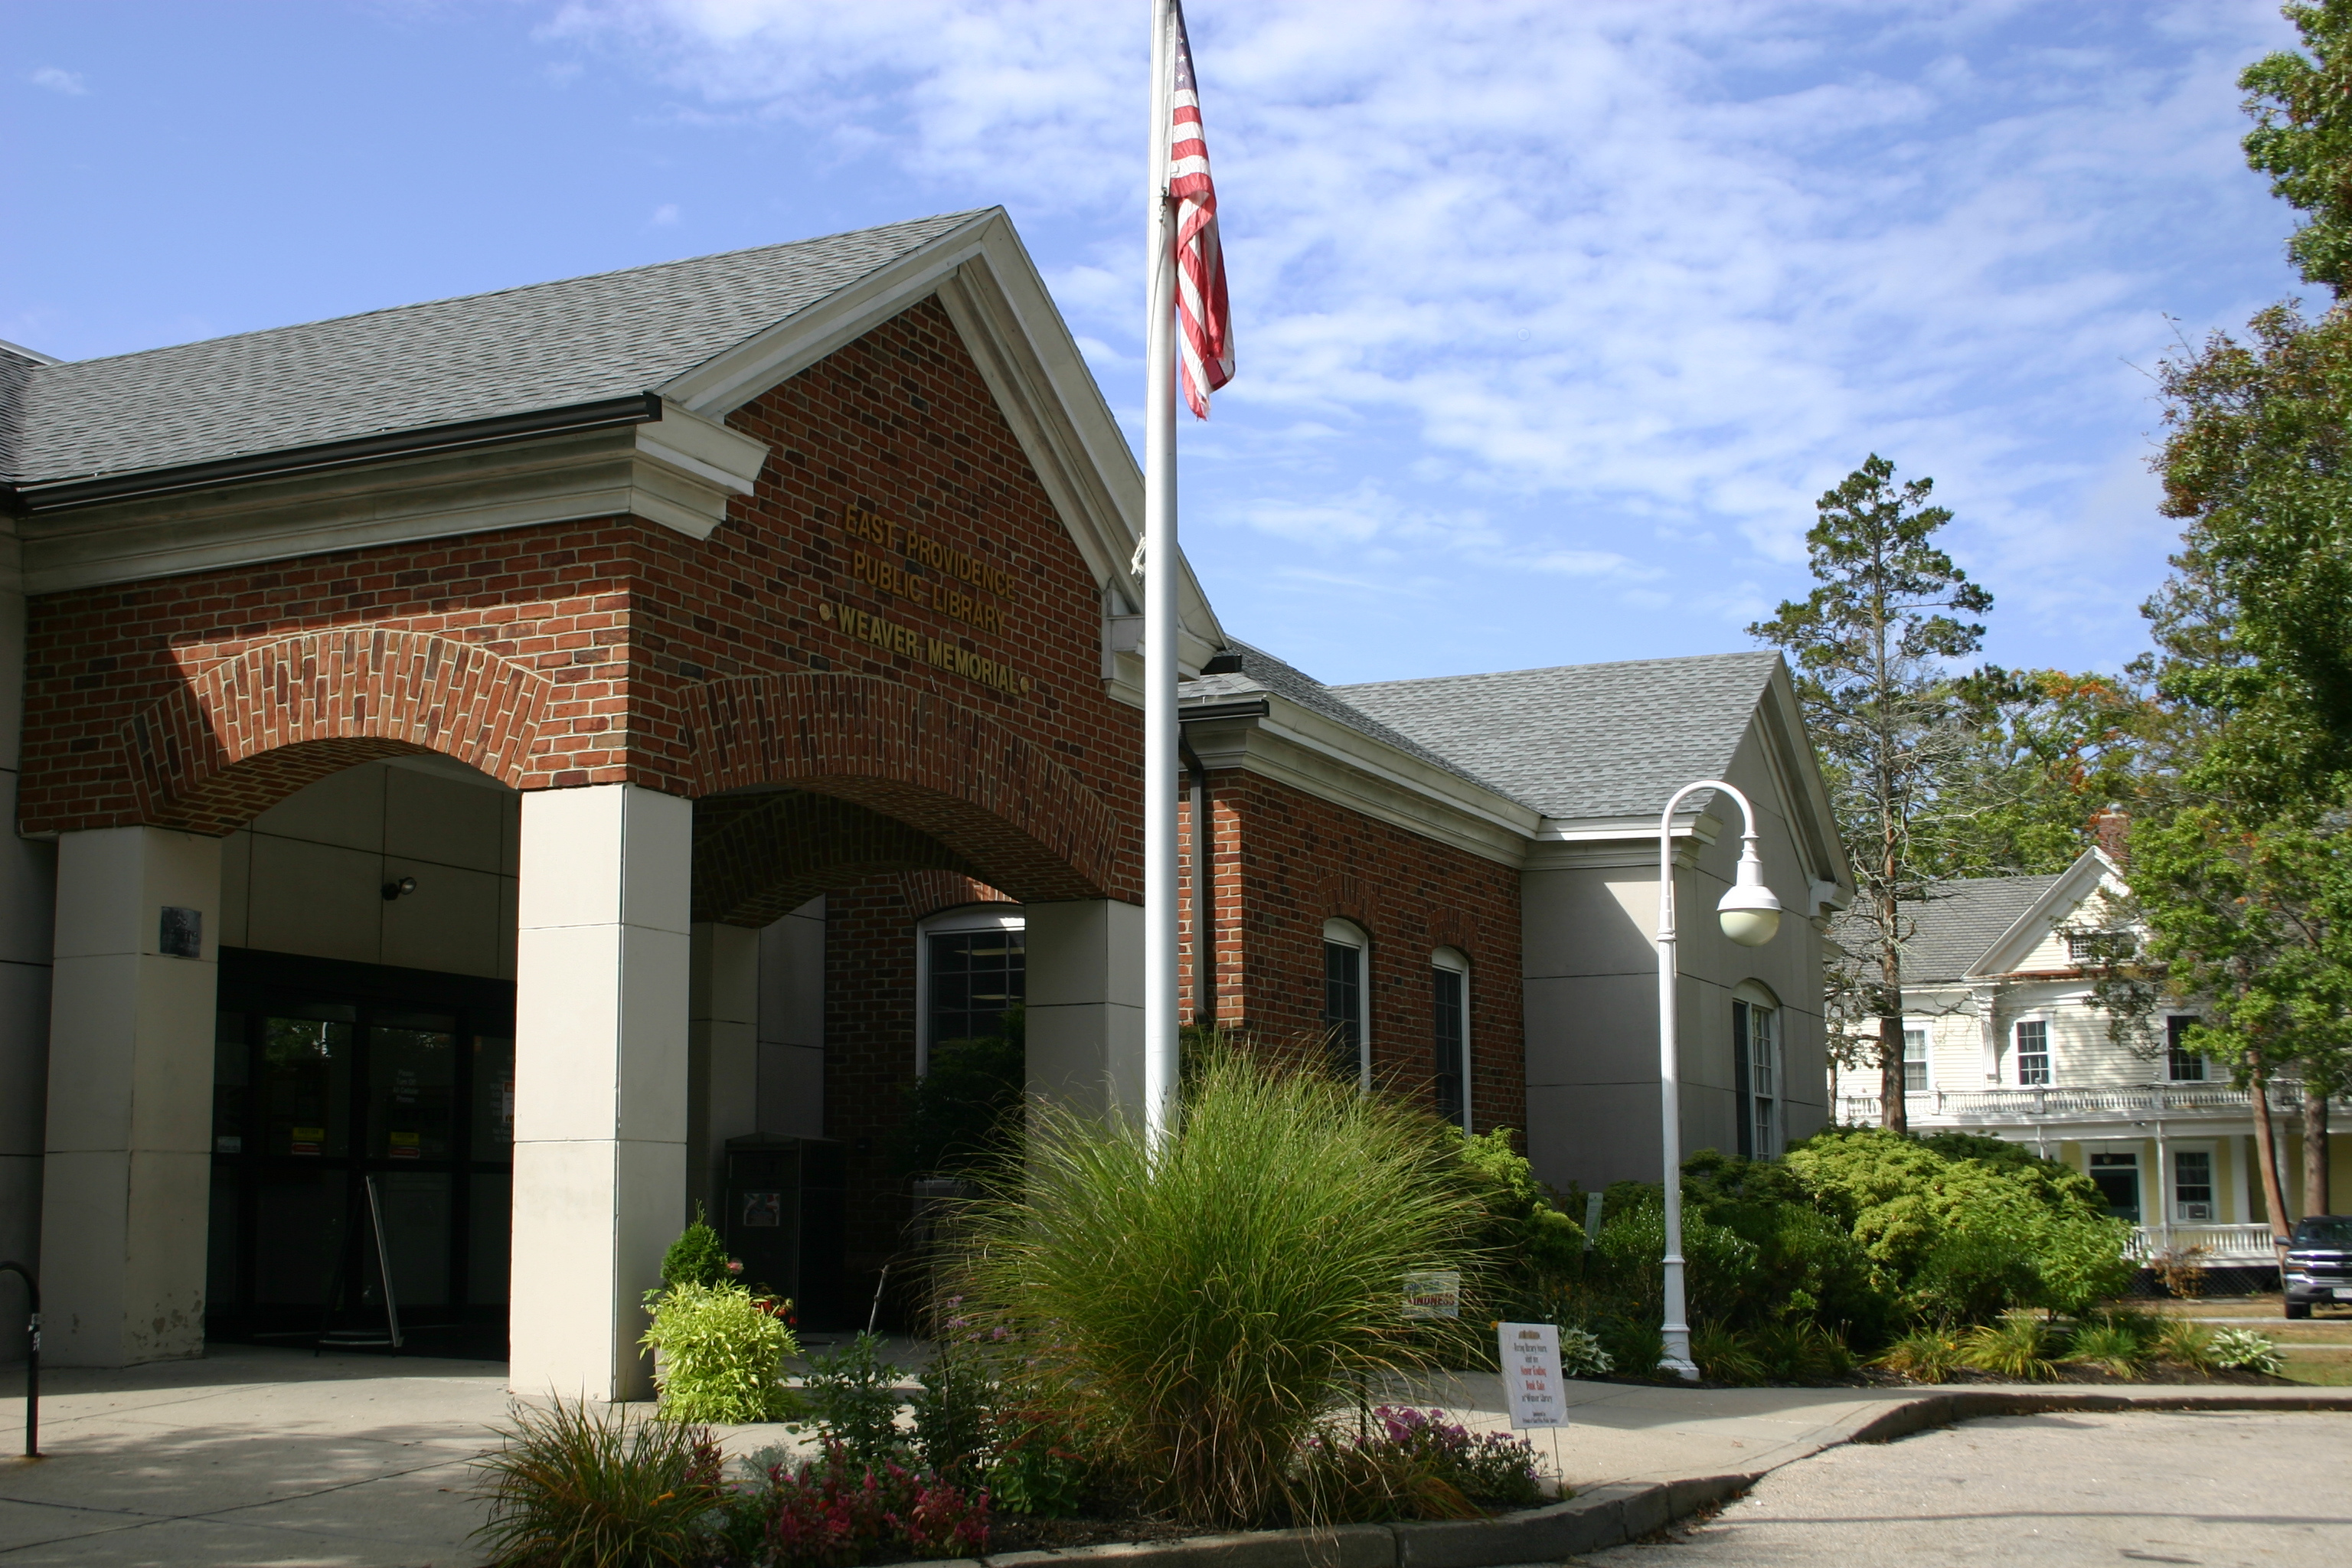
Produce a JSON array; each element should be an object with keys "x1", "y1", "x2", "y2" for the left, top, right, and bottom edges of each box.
[{"x1": 8, "y1": 392, "x2": 665, "y2": 514}]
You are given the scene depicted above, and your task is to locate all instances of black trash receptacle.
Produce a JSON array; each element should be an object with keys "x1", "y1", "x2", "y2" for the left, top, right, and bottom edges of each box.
[{"x1": 720, "y1": 1135, "x2": 848, "y2": 1331}]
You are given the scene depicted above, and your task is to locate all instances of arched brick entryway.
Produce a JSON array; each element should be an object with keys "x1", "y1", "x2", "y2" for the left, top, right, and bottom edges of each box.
[{"x1": 114, "y1": 628, "x2": 551, "y2": 832}]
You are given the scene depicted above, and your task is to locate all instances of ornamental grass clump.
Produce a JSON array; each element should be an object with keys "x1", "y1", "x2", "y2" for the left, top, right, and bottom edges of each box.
[
  {"x1": 640, "y1": 1279, "x2": 799, "y2": 1423},
  {"x1": 959, "y1": 1050, "x2": 1483, "y2": 1530},
  {"x1": 2063, "y1": 1312, "x2": 2157, "y2": 1377},
  {"x1": 1959, "y1": 1317, "x2": 2058, "y2": 1382},
  {"x1": 472, "y1": 1396, "x2": 724, "y2": 1568}
]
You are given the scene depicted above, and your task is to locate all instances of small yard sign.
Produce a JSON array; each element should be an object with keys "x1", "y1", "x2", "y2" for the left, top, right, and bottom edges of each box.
[
  {"x1": 1500, "y1": 1321, "x2": 1565, "y2": 1429},
  {"x1": 1401, "y1": 1269, "x2": 1461, "y2": 1319}
]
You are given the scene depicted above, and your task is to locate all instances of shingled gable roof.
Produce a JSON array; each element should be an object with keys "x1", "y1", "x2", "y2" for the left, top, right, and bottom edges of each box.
[
  {"x1": 1181, "y1": 640, "x2": 1517, "y2": 800},
  {"x1": 0, "y1": 211, "x2": 985, "y2": 491},
  {"x1": 1331, "y1": 651, "x2": 1788, "y2": 822}
]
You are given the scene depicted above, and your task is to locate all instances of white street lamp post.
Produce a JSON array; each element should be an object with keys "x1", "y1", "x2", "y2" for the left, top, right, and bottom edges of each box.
[{"x1": 1655, "y1": 779, "x2": 1783, "y2": 1380}]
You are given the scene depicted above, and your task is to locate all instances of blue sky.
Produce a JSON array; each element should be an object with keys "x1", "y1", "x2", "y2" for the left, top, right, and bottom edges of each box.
[{"x1": 2, "y1": 1, "x2": 2308, "y2": 685}]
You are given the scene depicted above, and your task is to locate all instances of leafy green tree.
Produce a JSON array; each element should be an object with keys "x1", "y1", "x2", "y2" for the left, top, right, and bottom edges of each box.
[
  {"x1": 2099, "y1": 807, "x2": 2352, "y2": 1236},
  {"x1": 2243, "y1": 0, "x2": 2352, "y2": 296},
  {"x1": 1924, "y1": 667, "x2": 2155, "y2": 877},
  {"x1": 2154, "y1": 303, "x2": 2352, "y2": 792},
  {"x1": 1751, "y1": 456, "x2": 1993, "y2": 1131}
]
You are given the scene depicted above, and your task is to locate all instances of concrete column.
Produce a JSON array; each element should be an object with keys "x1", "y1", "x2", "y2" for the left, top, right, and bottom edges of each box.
[
  {"x1": 509, "y1": 784, "x2": 691, "y2": 1402},
  {"x1": 688, "y1": 921, "x2": 760, "y2": 1223},
  {"x1": 0, "y1": 524, "x2": 57, "y2": 1365},
  {"x1": 1023, "y1": 899, "x2": 1143, "y2": 1120},
  {"x1": 39, "y1": 827, "x2": 221, "y2": 1366},
  {"x1": 756, "y1": 897, "x2": 825, "y2": 1138}
]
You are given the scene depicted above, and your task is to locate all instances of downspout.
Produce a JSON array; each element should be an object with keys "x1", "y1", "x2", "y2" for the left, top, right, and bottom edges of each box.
[{"x1": 1178, "y1": 730, "x2": 1213, "y2": 1028}]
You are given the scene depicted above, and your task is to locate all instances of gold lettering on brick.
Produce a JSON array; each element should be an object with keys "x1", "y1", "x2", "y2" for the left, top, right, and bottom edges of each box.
[
  {"x1": 842, "y1": 505, "x2": 1019, "y2": 606},
  {"x1": 827, "y1": 601, "x2": 1030, "y2": 697}
]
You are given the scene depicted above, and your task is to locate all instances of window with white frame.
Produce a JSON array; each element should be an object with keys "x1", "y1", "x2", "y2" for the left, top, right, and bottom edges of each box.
[
  {"x1": 918, "y1": 906, "x2": 1024, "y2": 1075},
  {"x1": 2174, "y1": 1148, "x2": 2215, "y2": 1221},
  {"x1": 2166, "y1": 1015, "x2": 2207, "y2": 1083},
  {"x1": 1431, "y1": 948, "x2": 1469, "y2": 1132},
  {"x1": 1903, "y1": 1027, "x2": 1929, "y2": 1093},
  {"x1": 1321, "y1": 920, "x2": 1370, "y2": 1088},
  {"x1": 1734, "y1": 985, "x2": 1782, "y2": 1158},
  {"x1": 2014, "y1": 1018, "x2": 2051, "y2": 1086}
]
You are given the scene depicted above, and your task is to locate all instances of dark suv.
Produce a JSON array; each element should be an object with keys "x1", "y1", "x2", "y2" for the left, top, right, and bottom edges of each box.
[{"x1": 2283, "y1": 1215, "x2": 2352, "y2": 1318}]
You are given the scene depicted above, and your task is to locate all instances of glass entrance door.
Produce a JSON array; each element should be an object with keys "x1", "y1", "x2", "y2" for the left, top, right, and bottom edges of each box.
[{"x1": 207, "y1": 951, "x2": 514, "y2": 1357}]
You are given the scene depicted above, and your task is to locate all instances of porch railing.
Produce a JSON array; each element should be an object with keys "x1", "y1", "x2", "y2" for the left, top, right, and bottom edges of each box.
[
  {"x1": 2128, "y1": 1222, "x2": 2282, "y2": 1266},
  {"x1": 1834, "y1": 1084, "x2": 2344, "y2": 1125}
]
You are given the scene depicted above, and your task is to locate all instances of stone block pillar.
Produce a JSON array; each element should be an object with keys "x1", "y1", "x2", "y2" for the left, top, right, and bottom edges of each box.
[
  {"x1": 688, "y1": 921, "x2": 760, "y2": 1224},
  {"x1": 1023, "y1": 899, "x2": 1143, "y2": 1119},
  {"x1": 39, "y1": 827, "x2": 220, "y2": 1366},
  {"x1": 509, "y1": 784, "x2": 691, "y2": 1401}
]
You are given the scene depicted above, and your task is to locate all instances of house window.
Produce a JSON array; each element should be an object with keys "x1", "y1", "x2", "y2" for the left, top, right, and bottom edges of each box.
[
  {"x1": 920, "y1": 907, "x2": 1024, "y2": 1073},
  {"x1": 2014, "y1": 1019, "x2": 2050, "y2": 1086},
  {"x1": 2174, "y1": 1150, "x2": 2215, "y2": 1221},
  {"x1": 1731, "y1": 994, "x2": 1781, "y2": 1160},
  {"x1": 1431, "y1": 948, "x2": 1469, "y2": 1132},
  {"x1": 2089, "y1": 1152, "x2": 2141, "y2": 1222},
  {"x1": 1903, "y1": 1027, "x2": 1929, "y2": 1093},
  {"x1": 2166, "y1": 1016, "x2": 2207, "y2": 1083},
  {"x1": 1321, "y1": 920, "x2": 1369, "y2": 1087}
]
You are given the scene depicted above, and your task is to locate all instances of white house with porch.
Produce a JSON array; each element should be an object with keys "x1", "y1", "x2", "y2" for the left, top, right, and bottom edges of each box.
[{"x1": 1832, "y1": 847, "x2": 2350, "y2": 1271}]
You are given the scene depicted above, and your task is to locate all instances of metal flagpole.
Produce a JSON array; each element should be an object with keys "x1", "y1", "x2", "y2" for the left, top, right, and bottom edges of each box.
[{"x1": 1142, "y1": 0, "x2": 1180, "y2": 1149}]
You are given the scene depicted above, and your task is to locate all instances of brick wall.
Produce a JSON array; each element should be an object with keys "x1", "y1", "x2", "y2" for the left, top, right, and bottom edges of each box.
[
  {"x1": 1183, "y1": 770, "x2": 1525, "y2": 1135},
  {"x1": 22, "y1": 296, "x2": 1143, "y2": 916}
]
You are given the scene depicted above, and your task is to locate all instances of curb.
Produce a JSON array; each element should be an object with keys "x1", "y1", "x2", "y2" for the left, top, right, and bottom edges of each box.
[
  {"x1": 1845, "y1": 1386, "x2": 2352, "y2": 1446},
  {"x1": 957, "y1": 1472, "x2": 1765, "y2": 1568},
  {"x1": 914, "y1": 1387, "x2": 2352, "y2": 1568}
]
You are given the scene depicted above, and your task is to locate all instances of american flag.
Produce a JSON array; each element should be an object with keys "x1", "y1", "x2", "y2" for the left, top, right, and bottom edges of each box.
[{"x1": 1166, "y1": 1, "x2": 1232, "y2": 419}]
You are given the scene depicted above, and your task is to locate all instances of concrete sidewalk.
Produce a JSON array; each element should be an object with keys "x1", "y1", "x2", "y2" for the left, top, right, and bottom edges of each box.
[{"x1": 2, "y1": 1347, "x2": 2347, "y2": 1568}]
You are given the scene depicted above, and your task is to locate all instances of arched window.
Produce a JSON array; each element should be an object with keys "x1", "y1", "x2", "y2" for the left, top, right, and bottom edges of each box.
[
  {"x1": 1321, "y1": 919, "x2": 1370, "y2": 1089},
  {"x1": 1733, "y1": 980, "x2": 1781, "y2": 1159},
  {"x1": 916, "y1": 905, "x2": 1024, "y2": 1075},
  {"x1": 1431, "y1": 947, "x2": 1470, "y2": 1132}
]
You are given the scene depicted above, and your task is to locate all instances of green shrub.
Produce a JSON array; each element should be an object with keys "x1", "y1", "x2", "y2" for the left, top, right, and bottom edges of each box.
[
  {"x1": 658, "y1": 1207, "x2": 735, "y2": 1292},
  {"x1": 910, "y1": 1301, "x2": 996, "y2": 1480},
  {"x1": 1296, "y1": 1406, "x2": 1542, "y2": 1521},
  {"x1": 2154, "y1": 1318, "x2": 2220, "y2": 1371},
  {"x1": 1959, "y1": 1317, "x2": 2058, "y2": 1381},
  {"x1": 1786, "y1": 1126, "x2": 2133, "y2": 1319},
  {"x1": 2209, "y1": 1326, "x2": 2286, "y2": 1375},
  {"x1": 793, "y1": 1330, "x2": 908, "y2": 1465},
  {"x1": 958, "y1": 1050, "x2": 1482, "y2": 1528},
  {"x1": 472, "y1": 1397, "x2": 723, "y2": 1568},
  {"x1": 639, "y1": 1280, "x2": 798, "y2": 1423},
  {"x1": 1677, "y1": 1151, "x2": 1897, "y2": 1347},
  {"x1": 898, "y1": 1008, "x2": 1026, "y2": 1178},
  {"x1": 1594, "y1": 1315, "x2": 1664, "y2": 1379},
  {"x1": 1873, "y1": 1328, "x2": 1965, "y2": 1383},
  {"x1": 1454, "y1": 1127, "x2": 1587, "y2": 1277}
]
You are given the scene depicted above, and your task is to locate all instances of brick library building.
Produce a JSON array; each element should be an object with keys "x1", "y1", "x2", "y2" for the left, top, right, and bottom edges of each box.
[{"x1": 0, "y1": 210, "x2": 1850, "y2": 1396}]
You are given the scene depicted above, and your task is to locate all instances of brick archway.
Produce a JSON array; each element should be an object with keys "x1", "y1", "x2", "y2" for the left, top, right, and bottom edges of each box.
[
  {"x1": 684, "y1": 673, "x2": 1129, "y2": 905},
  {"x1": 692, "y1": 792, "x2": 993, "y2": 926},
  {"x1": 119, "y1": 628, "x2": 551, "y2": 832}
]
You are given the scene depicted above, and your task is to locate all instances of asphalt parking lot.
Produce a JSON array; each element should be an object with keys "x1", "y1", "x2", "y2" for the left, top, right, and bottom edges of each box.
[{"x1": 1581, "y1": 1410, "x2": 2352, "y2": 1566}]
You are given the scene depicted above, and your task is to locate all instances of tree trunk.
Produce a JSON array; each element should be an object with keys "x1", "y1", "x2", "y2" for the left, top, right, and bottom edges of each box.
[
  {"x1": 1878, "y1": 1014, "x2": 1908, "y2": 1134},
  {"x1": 2305, "y1": 1085, "x2": 2332, "y2": 1220},
  {"x1": 1877, "y1": 887, "x2": 1907, "y2": 1134},
  {"x1": 2250, "y1": 1059, "x2": 2292, "y2": 1245}
]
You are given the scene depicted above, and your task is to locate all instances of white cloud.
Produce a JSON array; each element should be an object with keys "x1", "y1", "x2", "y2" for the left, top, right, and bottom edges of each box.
[
  {"x1": 651, "y1": 202, "x2": 682, "y2": 224},
  {"x1": 30, "y1": 66, "x2": 88, "y2": 95},
  {"x1": 544, "y1": 0, "x2": 2304, "y2": 679}
]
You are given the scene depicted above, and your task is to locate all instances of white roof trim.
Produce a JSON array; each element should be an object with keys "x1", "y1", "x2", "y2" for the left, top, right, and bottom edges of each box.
[
  {"x1": 1967, "y1": 848, "x2": 2127, "y2": 978},
  {"x1": 661, "y1": 207, "x2": 1225, "y2": 671}
]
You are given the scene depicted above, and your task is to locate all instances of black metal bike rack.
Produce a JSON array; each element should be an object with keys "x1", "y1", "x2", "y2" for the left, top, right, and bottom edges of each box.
[{"x1": 0, "y1": 1260, "x2": 36, "y2": 1459}]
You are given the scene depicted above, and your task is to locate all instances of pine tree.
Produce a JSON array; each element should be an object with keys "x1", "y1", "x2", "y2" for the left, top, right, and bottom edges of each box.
[{"x1": 1751, "y1": 456, "x2": 1991, "y2": 1133}]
